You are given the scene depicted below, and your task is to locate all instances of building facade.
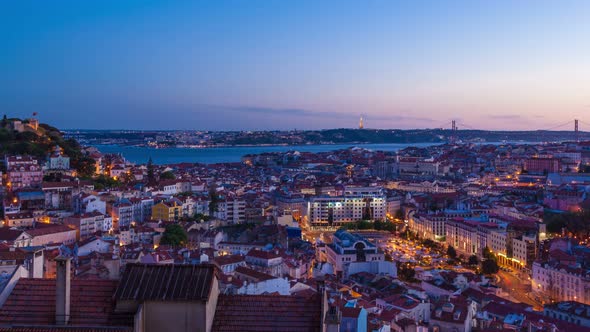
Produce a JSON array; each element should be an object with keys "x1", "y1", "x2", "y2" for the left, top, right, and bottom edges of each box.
[{"x1": 325, "y1": 229, "x2": 384, "y2": 275}]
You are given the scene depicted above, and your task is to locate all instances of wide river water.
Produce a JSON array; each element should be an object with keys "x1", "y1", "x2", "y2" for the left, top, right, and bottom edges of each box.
[
  {"x1": 94, "y1": 143, "x2": 441, "y2": 165},
  {"x1": 95, "y1": 141, "x2": 538, "y2": 165}
]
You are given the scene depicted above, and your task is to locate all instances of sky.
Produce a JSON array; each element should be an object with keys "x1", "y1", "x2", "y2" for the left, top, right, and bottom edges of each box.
[{"x1": 1, "y1": 1, "x2": 590, "y2": 131}]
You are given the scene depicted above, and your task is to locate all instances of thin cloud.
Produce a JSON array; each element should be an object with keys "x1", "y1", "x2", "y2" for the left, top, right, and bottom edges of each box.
[
  {"x1": 206, "y1": 104, "x2": 436, "y2": 123},
  {"x1": 488, "y1": 114, "x2": 521, "y2": 120},
  {"x1": 214, "y1": 105, "x2": 346, "y2": 118}
]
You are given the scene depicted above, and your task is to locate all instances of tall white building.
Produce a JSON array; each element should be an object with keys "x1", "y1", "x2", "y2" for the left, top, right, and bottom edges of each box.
[
  {"x1": 216, "y1": 199, "x2": 246, "y2": 224},
  {"x1": 308, "y1": 196, "x2": 386, "y2": 225}
]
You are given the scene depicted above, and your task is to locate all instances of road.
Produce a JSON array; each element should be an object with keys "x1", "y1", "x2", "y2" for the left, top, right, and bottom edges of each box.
[
  {"x1": 303, "y1": 226, "x2": 543, "y2": 310},
  {"x1": 496, "y1": 270, "x2": 543, "y2": 310}
]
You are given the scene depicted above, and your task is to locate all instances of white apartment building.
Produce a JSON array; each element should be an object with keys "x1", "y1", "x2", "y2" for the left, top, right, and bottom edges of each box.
[
  {"x1": 397, "y1": 157, "x2": 441, "y2": 176},
  {"x1": 409, "y1": 214, "x2": 446, "y2": 242},
  {"x1": 82, "y1": 194, "x2": 107, "y2": 214},
  {"x1": 445, "y1": 217, "x2": 501, "y2": 258},
  {"x1": 64, "y1": 212, "x2": 107, "y2": 240},
  {"x1": 344, "y1": 186, "x2": 385, "y2": 197},
  {"x1": 487, "y1": 229, "x2": 507, "y2": 259},
  {"x1": 109, "y1": 201, "x2": 133, "y2": 229},
  {"x1": 512, "y1": 234, "x2": 537, "y2": 269},
  {"x1": 216, "y1": 199, "x2": 246, "y2": 224},
  {"x1": 130, "y1": 197, "x2": 154, "y2": 223},
  {"x1": 308, "y1": 195, "x2": 386, "y2": 225},
  {"x1": 533, "y1": 262, "x2": 590, "y2": 305}
]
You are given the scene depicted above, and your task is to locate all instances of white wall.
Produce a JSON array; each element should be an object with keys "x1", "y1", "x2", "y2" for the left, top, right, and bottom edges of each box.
[{"x1": 237, "y1": 277, "x2": 290, "y2": 295}]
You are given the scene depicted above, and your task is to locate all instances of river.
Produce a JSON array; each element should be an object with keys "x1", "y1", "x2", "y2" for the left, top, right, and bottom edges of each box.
[{"x1": 94, "y1": 143, "x2": 441, "y2": 165}]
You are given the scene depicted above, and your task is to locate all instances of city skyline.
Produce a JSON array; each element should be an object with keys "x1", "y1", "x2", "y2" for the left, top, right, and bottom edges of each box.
[{"x1": 2, "y1": 1, "x2": 590, "y2": 130}]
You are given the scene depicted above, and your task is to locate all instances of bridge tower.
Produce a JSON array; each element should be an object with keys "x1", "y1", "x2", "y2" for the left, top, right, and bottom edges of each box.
[{"x1": 450, "y1": 120, "x2": 458, "y2": 144}]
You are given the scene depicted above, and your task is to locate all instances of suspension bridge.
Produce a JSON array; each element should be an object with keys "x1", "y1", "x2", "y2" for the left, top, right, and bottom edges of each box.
[{"x1": 422, "y1": 118, "x2": 590, "y2": 144}]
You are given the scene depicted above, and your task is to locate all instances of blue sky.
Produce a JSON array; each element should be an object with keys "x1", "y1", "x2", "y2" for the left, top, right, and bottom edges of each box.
[{"x1": 1, "y1": 1, "x2": 589, "y2": 130}]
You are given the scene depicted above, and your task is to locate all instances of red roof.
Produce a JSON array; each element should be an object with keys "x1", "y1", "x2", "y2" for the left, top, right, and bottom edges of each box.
[
  {"x1": 0, "y1": 278, "x2": 133, "y2": 327},
  {"x1": 115, "y1": 263, "x2": 216, "y2": 302},
  {"x1": 246, "y1": 249, "x2": 281, "y2": 260},
  {"x1": 0, "y1": 328, "x2": 131, "y2": 332},
  {"x1": 234, "y1": 266, "x2": 275, "y2": 282},
  {"x1": 25, "y1": 224, "x2": 75, "y2": 237},
  {"x1": 212, "y1": 294, "x2": 321, "y2": 332},
  {"x1": 341, "y1": 306, "x2": 362, "y2": 318}
]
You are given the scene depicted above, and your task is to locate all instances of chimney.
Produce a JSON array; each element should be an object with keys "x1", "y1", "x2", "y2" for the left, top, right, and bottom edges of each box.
[{"x1": 55, "y1": 256, "x2": 71, "y2": 325}]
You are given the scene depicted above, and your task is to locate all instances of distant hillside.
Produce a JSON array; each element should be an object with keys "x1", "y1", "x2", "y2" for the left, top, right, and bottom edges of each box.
[
  {"x1": 219, "y1": 128, "x2": 590, "y2": 145},
  {"x1": 0, "y1": 115, "x2": 95, "y2": 177}
]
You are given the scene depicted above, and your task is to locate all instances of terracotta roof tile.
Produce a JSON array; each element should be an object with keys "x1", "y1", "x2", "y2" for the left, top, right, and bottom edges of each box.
[
  {"x1": 114, "y1": 263, "x2": 216, "y2": 302},
  {"x1": 233, "y1": 266, "x2": 274, "y2": 282},
  {"x1": 0, "y1": 279, "x2": 133, "y2": 327},
  {"x1": 25, "y1": 225, "x2": 75, "y2": 237},
  {"x1": 0, "y1": 328, "x2": 131, "y2": 332},
  {"x1": 212, "y1": 294, "x2": 321, "y2": 332}
]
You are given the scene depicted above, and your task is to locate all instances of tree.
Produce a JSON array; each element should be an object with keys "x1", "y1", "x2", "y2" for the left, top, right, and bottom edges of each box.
[
  {"x1": 481, "y1": 258, "x2": 499, "y2": 275},
  {"x1": 209, "y1": 188, "x2": 220, "y2": 215},
  {"x1": 482, "y1": 246, "x2": 494, "y2": 260},
  {"x1": 92, "y1": 174, "x2": 121, "y2": 190},
  {"x1": 160, "y1": 171, "x2": 175, "y2": 180},
  {"x1": 423, "y1": 239, "x2": 437, "y2": 249},
  {"x1": 468, "y1": 255, "x2": 479, "y2": 266},
  {"x1": 447, "y1": 245, "x2": 457, "y2": 259},
  {"x1": 544, "y1": 209, "x2": 590, "y2": 238},
  {"x1": 384, "y1": 253, "x2": 393, "y2": 262},
  {"x1": 374, "y1": 219, "x2": 395, "y2": 232},
  {"x1": 147, "y1": 157, "x2": 155, "y2": 184},
  {"x1": 193, "y1": 213, "x2": 212, "y2": 222},
  {"x1": 122, "y1": 170, "x2": 135, "y2": 184},
  {"x1": 74, "y1": 156, "x2": 97, "y2": 178},
  {"x1": 160, "y1": 224, "x2": 188, "y2": 247},
  {"x1": 362, "y1": 198, "x2": 373, "y2": 220},
  {"x1": 398, "y1": 263, "x2": 417, "y2": 282}
]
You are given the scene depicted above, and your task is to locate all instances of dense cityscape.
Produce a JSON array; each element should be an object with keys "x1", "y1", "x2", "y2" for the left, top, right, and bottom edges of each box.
[
  {"x1": 1, "y1": 115, "x2": 590, "y2": 331},
  {"x1": 3, "y1": 1, "x2": 590, "y2": 332}
]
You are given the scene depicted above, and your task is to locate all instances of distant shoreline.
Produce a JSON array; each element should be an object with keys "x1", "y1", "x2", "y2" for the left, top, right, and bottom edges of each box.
[{"x1": 92, "y1": 141, "x2": 543, "y2": 165}]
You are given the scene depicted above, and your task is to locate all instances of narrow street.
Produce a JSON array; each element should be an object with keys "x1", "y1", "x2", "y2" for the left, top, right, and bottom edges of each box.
[{"x1": 496, "y1": 270, "x2": 543, "y2": 310}]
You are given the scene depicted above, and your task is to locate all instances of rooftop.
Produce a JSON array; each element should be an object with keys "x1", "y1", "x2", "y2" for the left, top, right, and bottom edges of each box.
[
  {"x1": 0, "y1": 278, "x2": 133, "y2": 327},
  {"x1": 212, "y1": 294, "x2": 321, "y2": 332},
  {"x1": 114, "y1": 263, "x2": 216, "y2": 302}
]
